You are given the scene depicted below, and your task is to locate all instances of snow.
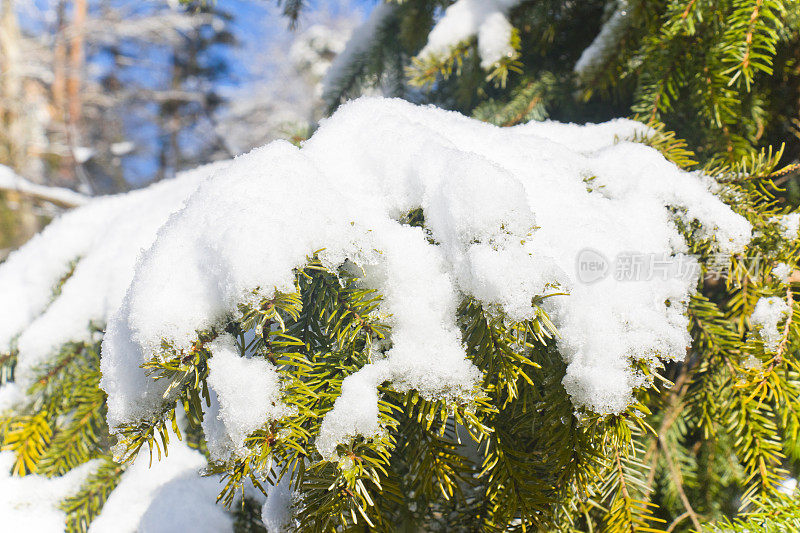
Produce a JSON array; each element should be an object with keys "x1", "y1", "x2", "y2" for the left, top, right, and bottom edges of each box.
[
  {"x1": 89, "y1": 435, "x2": 231, "y2": 533},
  {"x1": 0, "y1": 98, "x2": 752, "y2": 514},
  {"x1": 418, "y1": 0, "x2": 522, "y2": 69},
  {"x1": 73, "y1": 147, "x2": 96, "y2": 164},
  {"x1": 0, "y1": 383, "x2": 23, "y2": 412},
  {"x1": 773, "y1": 262, "x2": 792, "y2": 283},
  {"x1": 476, "y1": 11, "x2": 516, "y2": 68},
  {"x1": 261, "y1": 477, "x2": 295, "y2": 533},
  {"x1": 110, "y1": 141, "x2": 136, "y2": 156},
  {"x1": 203, "y1": 335, "x2": 293, "y2": 460},
  {"x1": 516, "y1": 117, "x2": 649, "y2": 154},
  {"x1": 321, "y1": 2, "x2": 396, "y2": 105},
  {"x1": 772, "y1": 212, "x2": 800, "y2": 240},
  {"x1": 0, "y1": 452, "x2": 97, "y2": 531},
  {"x1": 0, "y1": 164, "x2": 88, "y2": 207},
  {"x1": 779, "y1": 476, "x2": 798, "y2": 495},
  {"x1": 574, "y1": 1, "x2": 629, "y2": 81},
  {"x1": 0, "y1": 162, "x2": 227, "y2": 395},
  {"x1": 751, "y1": 296, "x2": 790, "y2": 353},
  {"x1": 95, "y1": 97, "x2": 750, "y2": 450}
]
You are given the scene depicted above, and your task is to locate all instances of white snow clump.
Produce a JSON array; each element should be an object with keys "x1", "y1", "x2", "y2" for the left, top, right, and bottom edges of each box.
[
  {"x1": 771, "y1": 212, "x2": 800, "y2": 240},
  {"x1": 203, "y1": 335, "x2": 294, "y2": 460},
  {"x1": 97, "y1": 97, "x2": 750, "y2": 449},
  {"x1": 0, "y1": 97, "x2": 752, "y2": 466},
  {"x1": 418, "y1": 0, "x2": 522, "y2": 69},
  {"x1": 751, "y1": 296, "x2": 790, "y2": 353},
  {"x1": 773, "y1": 262, "x2": 793, "y2": 284}
]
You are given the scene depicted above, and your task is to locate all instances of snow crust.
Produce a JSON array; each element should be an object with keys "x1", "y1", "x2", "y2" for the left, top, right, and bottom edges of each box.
[
  {"x1": 0, "y1": 97, "x2": 752, "y2": 474},
  {"x1": 418, "y1": 0, "x2": 522, "y2": 69},
  {"x1": 751, "y1": 296, "x2": 790, "y2": 353}
]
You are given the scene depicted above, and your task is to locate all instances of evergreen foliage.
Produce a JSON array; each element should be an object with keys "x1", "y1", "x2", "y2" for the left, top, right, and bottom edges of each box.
[
  {"x1": 319, "y1": 0, "x2": 800, "y2": 166},
  {"x1": 2, "y1": 1, "x2": 800, "y2": 531}
]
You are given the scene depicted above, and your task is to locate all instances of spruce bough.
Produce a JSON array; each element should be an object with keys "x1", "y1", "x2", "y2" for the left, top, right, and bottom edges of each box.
[{"x1": 1, "y1": 1, "x2": 800, "y2": 532}]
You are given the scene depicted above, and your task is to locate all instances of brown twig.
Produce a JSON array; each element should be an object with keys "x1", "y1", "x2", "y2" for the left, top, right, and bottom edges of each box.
[
  {"x1": 645, "y1": 361, "x2": 693, "y2": 489},
  {"x1": 644, "y1": 364, "x2": 702, "y2": 531},
  {"x1": 667, "y1": 511, "x2": 691, "y2": 532},
  {"x1": 681, "y1": 0, "x2": 698, "y2": 20},
  {"x1": 659, "y1": 431, "x2": 702, "y2": 531},
  {"x1": 502, "y1": 83, "x2": 542, "y2": 127}
]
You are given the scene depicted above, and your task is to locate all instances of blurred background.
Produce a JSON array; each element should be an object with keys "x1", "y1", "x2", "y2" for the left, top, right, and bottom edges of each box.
[{"x1": 0, "y1": 0, "x2": 367, "y2": 256}]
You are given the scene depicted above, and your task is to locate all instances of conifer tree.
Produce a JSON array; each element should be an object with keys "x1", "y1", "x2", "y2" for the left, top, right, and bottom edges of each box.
[
  {"x1": 321, "y1": 0, "x2": 800, "y2": 166},
  {"x1": 1, "y1": 1, "x2": 800, "y2": 532}
]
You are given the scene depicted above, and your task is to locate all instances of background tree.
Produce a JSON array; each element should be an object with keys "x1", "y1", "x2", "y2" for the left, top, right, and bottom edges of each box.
[
  {"x1": 320, "y1": 0, "x2": 800, "y2": 169},
  {"x1": 0, "y1": 0, "x2": 356, "y2": 258}
]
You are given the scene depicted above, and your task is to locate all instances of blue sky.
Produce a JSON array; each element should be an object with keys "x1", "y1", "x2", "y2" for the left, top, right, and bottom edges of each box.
[{"x1": 19, "y1": 0, "x2": 379, "y2": 187}]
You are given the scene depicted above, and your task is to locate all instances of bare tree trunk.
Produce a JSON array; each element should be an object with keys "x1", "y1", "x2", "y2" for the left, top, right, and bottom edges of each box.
[
  {"x1": 67, "y1": 0, "x2": 87, "y2": 129},
  {"x1": 63, "y1": 0, "x2": 94, "y2": 193},
  {"x1": 0, "y1": 0, "x2": 23, "y2": 168},
  {"x1": 0, "y1": 0, "x2": 39, "y2": 246},
  {"x1": 53, "y1": 0, "x2": 68, "y2": 121}
]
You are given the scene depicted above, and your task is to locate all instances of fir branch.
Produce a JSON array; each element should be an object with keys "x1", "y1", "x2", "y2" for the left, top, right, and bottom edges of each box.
[
  {"x1": 276, "y1": 0, "x2": 305, "y2": 28},
  {"x1": 721, "y1": 0, "x2": 787, "y2": 90},
  {"x1": 37, "y1": 372, "x2": 108, "y2": 477},
  {"x1": 472, "y1": 73, "x2": 556, "y2": 127},
  {"x1": 601, "y1": 436, "x2": 667, "y2": 533},
  {"x1": 715, "y1": 492, "x2": 800, "y2": 531},
  {"x1": 657, "y1": 429, "x2": 701, "y2": 531},
  {"x1": 1, "y1": 411, "x2": 52, "y2": 475},
  {"x1": 61, "y1": 456, "x2": 126, "y2": 533}
]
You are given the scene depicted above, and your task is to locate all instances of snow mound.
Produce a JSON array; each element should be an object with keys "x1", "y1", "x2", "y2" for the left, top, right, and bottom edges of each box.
[
  {"x1": 95, "y1": 96, "x2": 750, "y2": 451},
  {"x1": 0, "y1": 452, "x2": 97, "y2": 530},
  {"x1": 89, "y1": 435, "x2": 231, "y2": 533},
  {"x1": 0, "y1": 162, "x2": 227, "y2": 392},
  {"x1": 0, "y1": 97, "x2": 751, "y2": 463}
]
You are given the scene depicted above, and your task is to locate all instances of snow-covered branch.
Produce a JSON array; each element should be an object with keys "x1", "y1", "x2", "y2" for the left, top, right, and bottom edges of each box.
[{"x1": 0, "y1": 166, "x2": 87, "y2": 208}]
